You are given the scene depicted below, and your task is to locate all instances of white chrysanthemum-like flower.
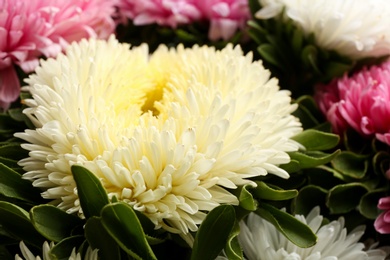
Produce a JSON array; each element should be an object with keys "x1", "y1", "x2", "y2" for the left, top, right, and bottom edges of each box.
[
  {"x1": 15, "y1": 36, "x2": 302, "y2": 239},
  {"x1": 238, "y1": 207, "x2": 388, "y2": 260},
  {"x1": 15, "y1": 241, "x2": 98, "y2": 260},
  {"x1": 256, "y1": 0, "x2": 390, "y2": 59}
]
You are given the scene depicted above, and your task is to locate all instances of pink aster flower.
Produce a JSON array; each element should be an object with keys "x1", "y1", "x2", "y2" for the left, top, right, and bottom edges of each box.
[
  {"x1": 0, "y1": 0, "x2": 117, "y2": 109},
  {"x1": 38, "y1": 0, "x2": 118, "y2": 58},
  {"x1": 117, "y1": 0, "x2": 201, "y2": 28},
  {"x1": 0, "y1": 0, "x2": 49, "y2": 108},
  {"x1": 196, "y1": 0, "x2": 250, "y2": 41},
  {"x1": 375, "y1": 196, "x2": 390, "y2": 234},
  {"x1": 315, "y1": 61, "x2": 390, "y2": 145}
]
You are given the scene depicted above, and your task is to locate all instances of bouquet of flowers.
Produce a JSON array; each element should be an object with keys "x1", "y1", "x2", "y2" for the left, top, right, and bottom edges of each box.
[{"x1": 1, "y1": 0, "x2": 390, "y2": 259}]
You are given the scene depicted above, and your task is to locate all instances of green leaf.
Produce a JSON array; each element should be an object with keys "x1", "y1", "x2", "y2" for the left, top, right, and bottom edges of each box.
[
  {"x1": 327, "y1": 183, "x2": 368, "y2": 214},
  {"x1": 257, "y1": 44, "x2": 283, "y2": 69},
  {"x1": 279, "y1": 159, "x2": 301, "y2": 173},
  {"x1": 293, "y1": 185, "x2": 328, "y2": 216},
  {"x1": 30, "y1": 205, "x2": 84, "y2": 242},
  {"x1": 252, "y1": 181, "x2": 298, "y2": 201},
  {"x1": 301, "y1": 45, "x2": 320, "y2": 73},
  {"x1": 134, "y1": 211, "x2": 166, "y2": 245},
  {"x1": 256, "y1": 203, "x2": 317, "y2": 248},
  {"x1": 71, "y1": 165, "x2": 110, "y2": 219},
  {"x1": 85, "y1": 217, "x2": 121, "y2": 260},
  {"x1": 50, "y1": 235, "x2": 85, "y2": 260},
  {"x1": 289, "y1": 150, "x2": 340, "y2": 169},
  {"x1": 223, "y1": 221, "x2": 242, "y2": 260},
  {"x1": 331, "y1": 151, "x2": 369, "y2": 179},
  {"x1": 359, "y1": 190, "x2": 386, "y2": 219},
  {"x1": 100, "y1": 202, "x2": 157, "y2": 260},
  {"x1": 0, "y1": 245, "x2": 13, "y2": 260},
  {"x1": 0, "y1": 201, "x2": 45, "y2": 248},
  {"x1": 0, "y1": 163, "x2": 43, "y2": 204},
  {"x1": 292, "y1": 129, "x2": 339, "y2": 151},
  {"x1": 191, "y1": 205, "x2": 235, "y2": 260},
  {"x1": 323, "y1": 61, "x2": 352, "y2": 79},
  {"x1": 232, "y1": 184, "x2": 257, "y2": 211}
]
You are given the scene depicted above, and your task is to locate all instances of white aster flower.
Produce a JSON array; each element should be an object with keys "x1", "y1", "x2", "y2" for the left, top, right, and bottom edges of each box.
[
  {"x1": 256, "y1": 0, "x2": 390, "y2": 59},
  {"x1": 238, "y1": 207, "x2": 388, "y2": 260},
  {"x1": 15, "y1": 36, "x2": 302, "y2": 241},
  {"x1": 14, "y1": 241, "x2": 98, "y2": 260}
]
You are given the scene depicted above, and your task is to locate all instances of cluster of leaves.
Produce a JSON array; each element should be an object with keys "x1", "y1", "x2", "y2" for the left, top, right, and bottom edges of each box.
[
  {"x1": 262, "y1": 95, "x2": 390, "y2": 246},
  {"x1": 0, "y1": 157, "x2": 322, "y2": 259}
]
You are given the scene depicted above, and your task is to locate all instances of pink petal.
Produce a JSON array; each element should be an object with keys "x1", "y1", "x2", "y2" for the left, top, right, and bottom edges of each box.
[{"x1": 0, "y1": 66, "x2": 21, "y2": 107}]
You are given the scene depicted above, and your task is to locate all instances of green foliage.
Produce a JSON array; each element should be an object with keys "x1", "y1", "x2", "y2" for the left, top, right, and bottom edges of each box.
[{"x1": 191, "y1": 205, "x2": 236, "y2": 260}]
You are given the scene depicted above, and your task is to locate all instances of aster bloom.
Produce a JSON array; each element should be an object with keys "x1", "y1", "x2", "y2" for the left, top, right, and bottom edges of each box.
[
  {"x1": 315, "y1": 61, "x2": 390, "y2": 145},
  {"x1": 0, "y1": 0, "x2": 50, "y2": 108},
  {"x1": 37, "y1": 0, "x2": 118, "y2": 58},
  {"x1": 255, "y1": 0, "x2": 390, "y2": 59},
  {"x1": 238, "y1": 207, "x2": 387, "y2": 260},
  {"x1": 196, "y1": 0, "x2": 251, "y2": 41},
  {"x1": 15, "y1": 241, "x2": 98, "y2": 260},
  {"x1": 15, "y1": 36, "x2": 302, "y2": 242},
  {"x1": 375, "y1": 196, "x2": 390, "y2": 234},
  {"x1": 117, "y1": 0, "x2": 201, "y2": 28}
]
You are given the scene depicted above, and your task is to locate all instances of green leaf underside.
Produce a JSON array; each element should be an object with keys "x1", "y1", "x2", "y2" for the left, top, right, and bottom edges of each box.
[{"x1": 252, "y1": 181, "x2": 298, "y2": 201}]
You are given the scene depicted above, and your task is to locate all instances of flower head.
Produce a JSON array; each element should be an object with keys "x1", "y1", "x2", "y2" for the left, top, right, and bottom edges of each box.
[
  {"x1": 117, "y1": 0, "x2": 201, "y2": 28},
  {"x1": 238, "y1": 207, "x2": 387, "y2": 260},
  {"x1": 16, "y1": 36, "x2": 301, "y2": 241},
  {"x1": 256, "y1": 0, "x2": 390, "y2": 59},
  {"x1": 0, "y1": 0, "x2": 50, "y2": 108},
  {"x1": 0, "y1": 0, "x2": 117, "y2": 109},
  {"x1": 315, "y1": 61, "x2": 390, "y2": 145},
  {"x1": 375, "y1": 196, "x2": 390, "y2": 234},
  {"x1": 196, "y1": 0, "x2": 251, "y2": 41}
]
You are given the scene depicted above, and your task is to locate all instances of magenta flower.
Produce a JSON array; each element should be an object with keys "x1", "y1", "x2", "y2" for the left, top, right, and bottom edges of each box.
[
  {"x1": 315, "y1": 61, "x2": 390, "y2": 145},
  {"x1": 0, "y1": 0, "x2": 49, "y2": 108},
  {"x1": 196, "y1": 0, "x2": 250, "y2": 41},
  {"x1": 117, "y1": 0, "x2": 201, "y2": 28},
  {"x1": 0, "y1": 0, "x2": 117, "y2": 109},
  {"x1": 375, "y1": 196, "x2": 390, "y2": 234}
]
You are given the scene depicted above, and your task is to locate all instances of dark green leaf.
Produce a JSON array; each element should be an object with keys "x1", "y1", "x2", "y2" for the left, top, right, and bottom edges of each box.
[
  {"x1": 331, "y1": 151, "x2": 369, "y2": 179},
  {"x1": 292, "y1": 185, "x2": 328, "y2": 216},
  {"x1": 252, "y1": 181, "x2": 298, "y2": 201},
  {"x1": 0, "y1": 163, "x2": 43, "y2": 203},
  {"x1": 50, "y1": 235, "x2": 85, "y2": 260},
  {"x1": 0, "y1": 245, "x2": 13, "y2": 260},
  {"x1": 191, "y1": 205, "x2": 235, "y2": 260},
  {"x1": 279, "y1": 159, "x2": 301, "y2": 173},
  {"x1": 30, "y1": 205, "x2": 83, "y2": 242},
  {"x1": 257, "y1": 203, "x2": 317, "y2": 248},
  {"x1": 0, "y1": 201, "x2": 45, "y2": 248},
  {"x1": 359, "y1": 190, "x2": 386, "y2": 219},
  {"x1": 101, "y1": 202, "x2": 157, "y2": 260},
  {"x1": 327, "y1": 183, "x2": 368, "y2": 214},
  {"x1": 257, "y1": 44, "x2": 282, "y2": 68},
  {"x1": 71, "y1": 165, "x2": 109, "y2": 219},
  {"x1": 85, "y1": 217, "x2": 121, "y2": 260}
]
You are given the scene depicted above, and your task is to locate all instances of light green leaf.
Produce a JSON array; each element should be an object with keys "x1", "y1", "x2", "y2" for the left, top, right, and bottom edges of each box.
[
  {"x1": 223, "y1": 221, "x2": 242, "y2": 260},
  {"x1": 233, "y1": 184, "x2": 257, "y2": 211},
  {"x1": 257, "y1": 203, "x2": 317, "y2": 248},
  {"x1": 71, "y1": 165, "x2": 110, "y2": 219},
  {"x1": 289, "y1": 150, "x2": 340, "y2": 169},
  {"x1": 292, "y1": 129, "x2": 339, "y2": 151},
  {"x1": 85, "y1": 217, "x2": 121, "y2": 260},
  {"x1": 359, "y1": 190, "x2": 386, "y2": 219},
  {"x1": 191, "y1": 205, "x2": 235, "y2": 260},
  {"x1": 252, "y1": 181, "x2": 298, "y2": 201},
  {"x1": 30, "y1": 205, "x2": 83, "y2": 242},
  {"x1": 100, "y1": 202, "x2": 157, "y2": 260}
]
